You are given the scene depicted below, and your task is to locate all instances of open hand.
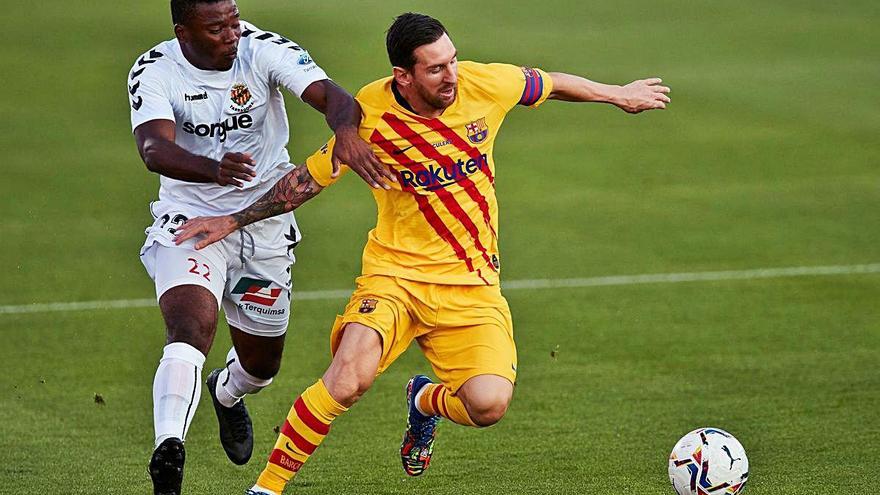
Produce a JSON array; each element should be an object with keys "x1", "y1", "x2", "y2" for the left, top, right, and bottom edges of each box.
[
  {"x1": 332, "y1": 126, "x2": 396, "y2": 189},
  {"x1": 215, "y1": 152, "x2": 256, "y2": 187},
  {"x1": 173, "y1": 215, "x2": 238, "y2": 250},
  {"x1": 616, "y1": 78, "x2": 671, "y2": 113}
]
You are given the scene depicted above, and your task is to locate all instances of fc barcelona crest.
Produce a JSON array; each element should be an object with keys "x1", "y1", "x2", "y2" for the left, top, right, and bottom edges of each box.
[
  {"x1": 359, "y1": 298, "x2": 378, "y2": 314},
  {"x1": 465, "y1": 117, "x2": 489, "y2": 144},
  {"x1": 229, "y1": 83, "x2": 254, "y2": 113}
]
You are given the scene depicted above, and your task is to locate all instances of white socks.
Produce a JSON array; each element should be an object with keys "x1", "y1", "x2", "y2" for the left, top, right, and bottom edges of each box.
[
  {"x1": 152, "y1": 344, "x2": 274, "y2": 447},
  {"x1": 153, "y1": 342, "x2": 206, "y2": 448},
  {"x1": 213, "y1": 348, "x2": 273, "y2": 408}
]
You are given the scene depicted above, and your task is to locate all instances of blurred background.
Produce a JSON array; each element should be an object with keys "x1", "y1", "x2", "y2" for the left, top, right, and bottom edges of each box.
[{"x1": 1, "y1": 1, "x2": 877, "y2": 493}]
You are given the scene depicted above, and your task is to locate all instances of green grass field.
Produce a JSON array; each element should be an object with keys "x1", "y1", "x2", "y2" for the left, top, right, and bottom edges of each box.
[{"x1": 1, "y1": 0, "x2": 878, "y2": 493}]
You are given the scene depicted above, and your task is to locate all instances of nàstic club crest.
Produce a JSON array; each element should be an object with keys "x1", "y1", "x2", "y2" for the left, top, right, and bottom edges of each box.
[
  {"x1": 229, "y1": 83, "x2": 254, "y2": 113},
  {"x1": 465, "y1": 117, "x2": 489, "y2": 144}
]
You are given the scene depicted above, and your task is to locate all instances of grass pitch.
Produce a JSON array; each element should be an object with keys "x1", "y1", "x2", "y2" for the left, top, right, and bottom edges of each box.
[{"x1": 1, "y1": 0, "x2": 878, "y2": 493}]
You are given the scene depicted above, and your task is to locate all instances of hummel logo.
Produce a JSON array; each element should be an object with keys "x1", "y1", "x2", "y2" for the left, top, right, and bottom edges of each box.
[
  {"x1": 285, "y1": 225, "x2": 300, "y2": 255},
  {"x1": 392, "y1": 145, "x2": 414, "y2": 155},
  {"x1": 185, "y1": 92, "x2": 208, "y2": 102}
]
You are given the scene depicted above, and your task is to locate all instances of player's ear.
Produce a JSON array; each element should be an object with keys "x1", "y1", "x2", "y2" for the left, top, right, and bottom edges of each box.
[
  {"x1": 174, "y1": 23, "x2": 188, "y2": 43},
  {"x1": 392, "y1": 66, "x2": 412, "y2": 87}
]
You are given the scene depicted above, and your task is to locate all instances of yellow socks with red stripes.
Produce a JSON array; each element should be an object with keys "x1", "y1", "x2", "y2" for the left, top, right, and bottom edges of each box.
[
  {"x1": 254, "y1": 379, "x2": 347, "y2": 494},
  {"x1": 416, "y1": 383, "x2": 477, "y2": 427}
]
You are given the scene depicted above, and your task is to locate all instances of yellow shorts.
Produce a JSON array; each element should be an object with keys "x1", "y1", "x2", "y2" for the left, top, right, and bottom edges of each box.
[{"x1": 329, "y1": 274, "x2": 516, "y2": 393}]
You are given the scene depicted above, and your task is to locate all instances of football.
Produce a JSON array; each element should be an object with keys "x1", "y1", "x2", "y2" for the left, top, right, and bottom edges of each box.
[{"x1": 668, "y1": 428, "x2": 749, "y2": 495}]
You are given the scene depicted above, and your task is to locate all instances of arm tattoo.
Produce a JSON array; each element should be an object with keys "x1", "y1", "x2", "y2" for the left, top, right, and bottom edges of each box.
[{"x1": 231, "y1": 166, "x2": 322, "y2": 228}]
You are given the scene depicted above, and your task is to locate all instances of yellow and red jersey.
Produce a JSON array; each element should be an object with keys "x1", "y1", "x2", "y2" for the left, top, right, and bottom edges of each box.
[{"x1": 307, "y1": 61, "x2": 553, "y2": 285}]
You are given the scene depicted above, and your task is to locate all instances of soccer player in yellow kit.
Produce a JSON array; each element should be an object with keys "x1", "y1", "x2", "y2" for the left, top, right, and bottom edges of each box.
[{"x1": 175, "y1": 12, "x2": 670, "y2": 494}]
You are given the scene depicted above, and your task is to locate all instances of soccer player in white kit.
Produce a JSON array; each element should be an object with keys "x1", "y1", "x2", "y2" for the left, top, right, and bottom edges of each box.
[{"x1": 127, "y1": 1, "x2": 390, "y2": 494}]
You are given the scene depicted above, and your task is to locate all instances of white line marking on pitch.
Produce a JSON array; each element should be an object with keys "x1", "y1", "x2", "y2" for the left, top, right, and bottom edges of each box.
[{"x1": 1, "y1": 263, "x2": 878, "y2": 316}]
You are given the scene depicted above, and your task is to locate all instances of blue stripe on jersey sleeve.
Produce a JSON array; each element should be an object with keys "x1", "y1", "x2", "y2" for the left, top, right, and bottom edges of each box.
[{"x1": 518, "y1": 68, "x2": 544, "y2": 106}]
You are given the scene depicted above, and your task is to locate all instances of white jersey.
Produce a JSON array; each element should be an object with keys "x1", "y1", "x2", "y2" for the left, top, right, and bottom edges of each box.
[{"x1": 128, "y1": 21, "x2": 328, "y2": 216}]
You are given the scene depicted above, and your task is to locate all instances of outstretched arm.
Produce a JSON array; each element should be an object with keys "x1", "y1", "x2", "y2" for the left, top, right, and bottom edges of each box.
[
  {"x1": 174, "y1": 165, "x2": 324, "y2": 249},
  {"x1": 301, "y1": 80, "x2": 395, "y2": 189},
  {"x1": 548, "y1": 73, "x2": 670, "y2": 113},
  {"x1": 231, "y1": 164, "x2": 323, "y2": 227}
]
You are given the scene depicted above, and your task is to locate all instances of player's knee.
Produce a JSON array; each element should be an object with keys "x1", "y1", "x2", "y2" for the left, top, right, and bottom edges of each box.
[
  {"x1": 467, "y1": 396, "x2": 510, "y2": 427},
  {"x1": 324, "y1": 324, "x2": 382, "y2": 406},
  {"x1": 325, "y1": 374, "x2": 373, "y2": 406},
  {"x1": 239, "y1": 357, "x2": 281, "y2": 380},
  {"x1": 160, "y1": 286, "x2": 218, "y2": 352},
  {"x1": 459, "y1": 379, "x2": 513, "y2": 427},
  {"x1": 227, "y1": 326, "x2": 286, "y2": 380},
  {"x1": 164, "y1": 314, "x2": 216, "y2": 353},
  {"x1": 323, "y1": 355, "x2": 377, "y2": 407},
  {"x1": 340, "y1": 380, "x2": 372, "y2": 405}
]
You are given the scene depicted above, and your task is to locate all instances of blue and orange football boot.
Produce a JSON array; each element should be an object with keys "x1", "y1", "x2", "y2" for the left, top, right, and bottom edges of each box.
[{"x1": 400, "y1": 375, "x2": 440, "y2": 476}]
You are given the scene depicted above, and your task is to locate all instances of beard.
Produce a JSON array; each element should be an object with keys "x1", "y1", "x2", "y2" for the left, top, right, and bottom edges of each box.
[{"x1": 415, "y1": 82, "x2": 456, "y2": 110}]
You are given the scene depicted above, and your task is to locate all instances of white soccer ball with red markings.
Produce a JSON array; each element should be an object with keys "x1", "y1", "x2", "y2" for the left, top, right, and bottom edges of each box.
[{"x1": 668, "y1": 427, "x2": 749, "y2": 495}]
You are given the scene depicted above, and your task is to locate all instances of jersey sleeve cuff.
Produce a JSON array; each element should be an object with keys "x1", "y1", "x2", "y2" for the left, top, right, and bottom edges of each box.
[
  {"x1": 131, "y1": 115, "x2": 176, "y2": 134},
  {"x1": 305, "y1": 144, "x2": 339, "y2": 187},
  {"x1": 292, "y1": 67, "x2": 330, "y2": 99}
]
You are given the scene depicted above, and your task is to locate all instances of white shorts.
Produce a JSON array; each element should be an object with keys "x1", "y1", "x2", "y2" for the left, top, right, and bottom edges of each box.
[{"x1": 139, "y1": 202, "x2": 302, "y2": 337}]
